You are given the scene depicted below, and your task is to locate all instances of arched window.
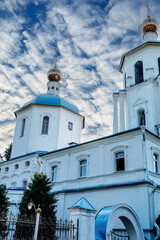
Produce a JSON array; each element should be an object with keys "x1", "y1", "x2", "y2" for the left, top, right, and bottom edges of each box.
[
  {"x1": 20, "y1": 118, "x2": 26, "y2": 137},
  {"x1": 135, "y1": 61, "x2": 144, "y2": 84},
  {"x1": 158, "y1": 57, "x2": 160, "y2": 74},
  {"x1": 138, "y1": 109, "x2": 146, "y2": 126},
  {"x1": 52, "y1": 166, "x2": 58, "y2": 182},
  {"x1": 115, "y1": 152, "x2": 125, "y2": 171},
  {"x1": 41, "y1": 116, "x2": 49, "y2": 134}
]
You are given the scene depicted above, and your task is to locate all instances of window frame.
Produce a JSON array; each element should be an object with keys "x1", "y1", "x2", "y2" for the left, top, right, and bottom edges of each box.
[
  {"x1": 51, "y1": 166, "x2": 59, "y2": 182},
  {"x1": 115, "y1": 151, "x2": 125, "y2": 172},
  {"x1": 111, "y1": 145, "x2": 128, "y2": 173},
  {"x1": 138, "y1": 109, "x2": 146, "y2": 126},
  {"x1": 20, "y1": 118, "x2": 26, "y2": 137},
  {"x1": 25, "y1": 161, "x2": 30, "y2": 167},
  {"x1": 79, "y1": 159, "x2": 87, "y2": 177},
  {"x1": 5, "y1": 167, "x2": 9, "y2": 172},
  {"x1": 158, "y1": 57, "x2": 160, "y2": 74},
  {"x1": 14, "y1": 164, "x2": 19, "y2": 170},
  {"x1": 41, "y1": 116, "x2": 49, "y2": 135},
  {"x1": 68, "y1": 122, "x2": 73, "y2": 131},
  {"x1": 151, "y1": 147, "x2": 160, "y2": 174},
  {"x1": 135, "y1": 61, "x2": 144, "y2": 84},
  {"x1": 22, "y1": 180, "x2": 28, "y2": 189}
]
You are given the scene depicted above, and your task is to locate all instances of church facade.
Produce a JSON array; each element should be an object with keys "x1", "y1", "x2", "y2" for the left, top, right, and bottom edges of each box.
[{"x1": 1, "y1": 14, "x2": 160, "y2": 240}]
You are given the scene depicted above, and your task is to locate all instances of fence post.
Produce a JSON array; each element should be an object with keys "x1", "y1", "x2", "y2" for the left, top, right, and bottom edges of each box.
[
  {"x1": 33, "y1": 208, "x2": 41, "y2": 240},
  {"x1": 69, "y1": 198, "x2": 96, "y2": 240}
]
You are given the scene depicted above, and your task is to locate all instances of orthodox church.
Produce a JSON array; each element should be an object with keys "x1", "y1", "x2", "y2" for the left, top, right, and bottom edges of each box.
[{"x1": 1, "y1": 12, "x2": 160, "y2": 240}]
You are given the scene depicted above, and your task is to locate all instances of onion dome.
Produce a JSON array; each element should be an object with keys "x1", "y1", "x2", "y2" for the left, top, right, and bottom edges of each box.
[
  {"x1": 141, "y1": 17, "x2": 158, "y2": 35},
  {"x1": 47, "y1": 67, "x2": 62, "y2": 82}
]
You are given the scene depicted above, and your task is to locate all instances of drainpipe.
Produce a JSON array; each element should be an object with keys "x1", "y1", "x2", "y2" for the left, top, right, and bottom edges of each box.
[
  {"x1": 141, "y1": 126, "x2": 159, "y2": 238},
  {"x1": 35, "y1": 155, "x2": 42, "y2": 173}
]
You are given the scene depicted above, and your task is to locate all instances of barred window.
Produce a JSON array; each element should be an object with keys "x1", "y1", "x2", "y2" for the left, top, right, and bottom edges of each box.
[{"x1": 41, "y1": 116, "x2": 49, "y2": 135}]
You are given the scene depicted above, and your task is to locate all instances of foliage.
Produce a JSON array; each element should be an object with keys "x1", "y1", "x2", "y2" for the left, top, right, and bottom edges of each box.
[
  {"x1": 3, "y1": 143, "x2": 12, "y2": 161},
  {"x1": 14, "y1": 172, "x2": 57, "y2": 239},
  {"x1": 0, "y1": 184, "x2": 10, "y2": 238}
]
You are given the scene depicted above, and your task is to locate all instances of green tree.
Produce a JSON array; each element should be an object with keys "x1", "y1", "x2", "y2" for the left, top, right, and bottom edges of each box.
[
  {"x1": 0, "y1": 184, "x2": 10, "y2": 238},
  {"x1": 3, "y1": 143, "x2": 12, "y2": 161},
  {"x1": 0, "y1": 184, "x2": 10, "y2": 213},
  {"x1": 14, "y1": 172, "x2": 57, "y2": 239}
]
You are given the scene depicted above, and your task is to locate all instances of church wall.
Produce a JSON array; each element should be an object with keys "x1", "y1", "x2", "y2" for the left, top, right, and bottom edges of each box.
[
  {"x1": 27, "y1": 105, "x2": 60, "y2": 153},
  {"x1": 57, "y1": 107, "x2": 83, "y2": 149},
  {"x1": 126, "y1": 81, "x2": 159, "y2": 133},
  {"x1": 11, "y1": 107, "x2": 33, "y2": 158},
  {"x1": 56, "y1": 184, "x2": 151, "y2": 229}
]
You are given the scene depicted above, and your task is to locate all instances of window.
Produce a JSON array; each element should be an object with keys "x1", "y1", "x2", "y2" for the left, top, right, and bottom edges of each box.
[
  {"x1": 116, "y1": 152, "x2": 125, "y2": 171},
  {"x1": 25, "y1": 161, "x2": 30, "y2": 167},
  {"x1": 14, "y1": 164, "x2": 19, "y2": 169},
  {"x1": 20, "y1": 118, "x2": 26, "y2": 137},
  {"x1": 52, "y1": 166, "x2": 58, "y2": 182},
  {"x1": 80, "y1": 160, "x2": 87, "y2": 177},
  {"x1": 41, "y1": 116, "x2": 49, "y2": 134},
  {"x1": 158, "y1": 57, "x2": 160, "y2": 74},
  {"x1": 153, "y1": 153, "x2": 159, "y2": 173},
  {"x1": 135, "y1": 61, "x2": 143, "y2": 84},
  {"x1": 23, "y1": 180, "x2": 27, "y2": 189},
  {"x1": 5, "y1": 167, "x2": 9, "y2": 172},
  {"x1": 138, "y1": 109, "x2": 146, "y2": 126},
  {"x1": 68, "y1": 122, "x2": 73, "y2": 131}
]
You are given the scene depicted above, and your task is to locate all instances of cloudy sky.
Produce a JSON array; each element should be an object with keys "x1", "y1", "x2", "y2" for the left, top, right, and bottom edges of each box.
[{"x1": 0, "y1": 0, "x2": 160, "y2": 154}]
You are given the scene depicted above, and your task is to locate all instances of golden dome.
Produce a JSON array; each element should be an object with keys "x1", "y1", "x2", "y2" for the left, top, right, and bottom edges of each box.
[
  {"x1": 47, "y1": 67, "x2": 62, "y2": 82},
  {"x1": 141, "y1": 18, "x2": 158, "y2": 35}
]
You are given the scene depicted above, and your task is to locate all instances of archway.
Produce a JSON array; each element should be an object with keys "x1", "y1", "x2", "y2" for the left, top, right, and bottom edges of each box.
[{"x1": 95, "y1": 204, "x2": 145, "y2": 240}]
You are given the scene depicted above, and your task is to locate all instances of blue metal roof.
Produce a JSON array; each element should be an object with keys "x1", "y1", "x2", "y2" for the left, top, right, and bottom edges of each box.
[
  {"x1": 21, "y1": 94, "x2": 79, "y2": 114},
  {"x1": 69, "y1": 197, "x2": 96, "y2": 211},
  {"x1": 95, "y1": 205, "x2": 117, "y2": 240}
]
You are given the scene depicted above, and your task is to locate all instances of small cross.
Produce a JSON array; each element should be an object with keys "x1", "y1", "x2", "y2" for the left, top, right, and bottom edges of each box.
[
  {"x1": 53, "y1": 57, "x2": 60, "y2": 68},
  {"x1": 145, "y1": 3, "x2": 151, "y2": 19}
]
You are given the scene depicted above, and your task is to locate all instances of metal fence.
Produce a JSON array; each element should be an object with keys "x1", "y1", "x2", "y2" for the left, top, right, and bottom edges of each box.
[
  {"x1": 111, "y1": 229, "x2": 130, "y2": 240},
  {"x1": 0, "y1": 212, "x2": 78, "y2": 240}
]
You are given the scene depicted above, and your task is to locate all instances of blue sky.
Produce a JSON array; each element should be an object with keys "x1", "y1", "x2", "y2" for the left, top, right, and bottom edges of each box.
[{"x1": 0, "y1": 0, "x2": 160, "y2": 154}]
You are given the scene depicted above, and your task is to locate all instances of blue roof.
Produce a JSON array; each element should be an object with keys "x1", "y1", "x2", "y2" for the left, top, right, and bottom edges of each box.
[
  {"x1": 20, "y1": 94, "x2": 79, "y2": 114},
  {"x1": 69, "y1": 197, "x2": 96, "y2": 211},
  {"x1": 95, "y1": 205, "x2": 117, "y2": 240}
]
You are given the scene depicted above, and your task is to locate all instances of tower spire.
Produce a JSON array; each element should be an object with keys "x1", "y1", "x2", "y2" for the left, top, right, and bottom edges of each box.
[
  {"x1": 141, "y1": 5, "x2": 158, "y2": 42},
  {"x1": 145, "y1": 3, "x2": 151, "y2": 20},
  {"x1": 47, "y1": 58, "x2": 62, "y2": 95}
]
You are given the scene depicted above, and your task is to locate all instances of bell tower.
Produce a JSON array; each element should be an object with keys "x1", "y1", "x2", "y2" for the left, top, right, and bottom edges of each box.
[{"x1": 113, "y1": 7, "x2": 160, "y2": 136}]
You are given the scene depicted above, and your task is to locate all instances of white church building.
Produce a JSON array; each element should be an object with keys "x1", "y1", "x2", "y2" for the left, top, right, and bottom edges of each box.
[{"x1": 1, "y1": 13, "x2": 160, "y2": 240}]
